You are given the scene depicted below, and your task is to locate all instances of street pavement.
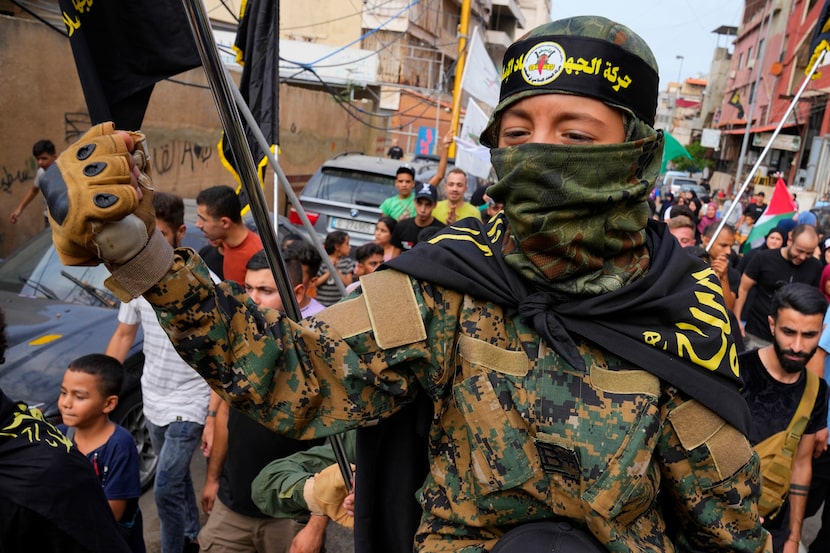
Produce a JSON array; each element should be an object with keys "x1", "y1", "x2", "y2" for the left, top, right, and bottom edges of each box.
[{"x1": 139, "y1": 448, "x2": 354, "y2": 553}]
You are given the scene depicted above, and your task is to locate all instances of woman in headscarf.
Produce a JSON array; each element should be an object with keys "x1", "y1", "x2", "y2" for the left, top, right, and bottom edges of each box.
[
  {"x1": 697, "y1": 201, "x2": 719, "y2": 236},
  {"x1": 737, "y1": 227, "x2": 787, "y2": 274},
  {"x1": 820, "y1": 260, "x2": 830, "y2": 302}
]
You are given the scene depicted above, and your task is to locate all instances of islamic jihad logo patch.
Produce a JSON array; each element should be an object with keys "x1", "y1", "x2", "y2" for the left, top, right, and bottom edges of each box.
[{"x1": 521, "y1": 41, "x2": 565, "y2": 87}]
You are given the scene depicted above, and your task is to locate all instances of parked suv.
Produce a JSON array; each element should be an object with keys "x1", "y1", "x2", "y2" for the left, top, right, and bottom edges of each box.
[{"x1": 292, "y1": 152, "x2": 446, "y2": 246}]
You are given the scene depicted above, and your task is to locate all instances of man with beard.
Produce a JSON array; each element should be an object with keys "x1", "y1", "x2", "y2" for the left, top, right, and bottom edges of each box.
[
  {"x1": 740, "y1": 283, "x2": 828, "y2": 553},
  {"x1": 37, "y1": 16, "x2": 770, "y2": 552},
  {"x1": 735, "y1": 224, "x2": 823, "y2": 350},
  {"x1": 431, "y1": 169, "x2": 481, "y2": 225}
]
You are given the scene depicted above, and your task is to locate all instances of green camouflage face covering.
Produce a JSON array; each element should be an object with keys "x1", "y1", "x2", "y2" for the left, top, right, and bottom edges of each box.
[{"x1": 488, "y1": 131, "x2": 662, "y2": 299}]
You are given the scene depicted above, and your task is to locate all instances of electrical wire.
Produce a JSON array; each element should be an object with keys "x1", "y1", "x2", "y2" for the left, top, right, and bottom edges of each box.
[
  {"x1": 299, "y1": 65, "x2": 446, "y2": 131},
  {"x1": 10, "y1": 0, "x2": 66, "y2": 36},
  {"x1": 214, "y1": 0, "x2": 240, "y2": 23},
  {"x1": 24, "y1": 0, "x2": 460, "y2": 131},
  {"x1": 281, "y1": 0, "x2": 403, "y2": 31},
  {"x1": 282, "y1": 0, "x2": 423, "y2": 69}
]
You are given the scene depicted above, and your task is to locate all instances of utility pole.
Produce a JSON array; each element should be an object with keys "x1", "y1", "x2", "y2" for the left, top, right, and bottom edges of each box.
[{"x1": 448, "y1": 0, "x2": 471, "y2": 158}]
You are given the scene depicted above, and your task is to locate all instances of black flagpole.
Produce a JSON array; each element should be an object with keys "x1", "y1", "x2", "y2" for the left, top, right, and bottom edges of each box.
[{"x1": 179, "y1": 0, "x2": 352, "y2": 490}]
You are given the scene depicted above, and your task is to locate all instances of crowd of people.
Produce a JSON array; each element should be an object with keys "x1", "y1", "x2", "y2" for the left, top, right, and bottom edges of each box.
[
  {"x1": 6, "y1": 13, "x2": 830, "y2": 553},
  {"x1": 659, "y1": 183, "x2": 830, "y2": 551}
]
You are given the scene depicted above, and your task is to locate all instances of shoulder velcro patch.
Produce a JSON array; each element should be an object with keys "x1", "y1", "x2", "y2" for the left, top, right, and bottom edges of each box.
[
  {"x1": 669, "y1": 399, "x2": 725, "y2": 450},
  {"x1": 669, "y1": 399, "x2": 752, "y2": 480},
  {"x1": 317, "y1": 295, "x2": 372, "y2": 340},
  {"x1": 361, "y1": 270, "x2": 426, "y2": 349}
]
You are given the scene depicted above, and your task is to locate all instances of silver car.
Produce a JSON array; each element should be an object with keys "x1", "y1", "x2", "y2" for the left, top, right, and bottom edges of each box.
[{"x1": 292, "y1": 153, "x2": 445, "y2": 246}]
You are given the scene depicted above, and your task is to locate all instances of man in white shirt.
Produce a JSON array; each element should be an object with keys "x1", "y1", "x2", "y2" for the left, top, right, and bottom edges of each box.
[{"x1": 106, "y1": 192, "x2": 212, "y2": 553}]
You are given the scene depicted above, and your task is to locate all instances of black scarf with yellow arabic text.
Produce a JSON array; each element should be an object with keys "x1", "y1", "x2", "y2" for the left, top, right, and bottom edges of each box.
[{"x1": 385, "y1": 214, "x2": 750, "y2": 434}]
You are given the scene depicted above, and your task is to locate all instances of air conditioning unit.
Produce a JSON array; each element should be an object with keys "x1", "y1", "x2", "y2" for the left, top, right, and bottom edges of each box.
[
  {"x1": 728, "y1": 70, "x2": 737, "y2": 79},
  {"x1": 746, "y1": 58, "x2": 756, "y2": 69}
]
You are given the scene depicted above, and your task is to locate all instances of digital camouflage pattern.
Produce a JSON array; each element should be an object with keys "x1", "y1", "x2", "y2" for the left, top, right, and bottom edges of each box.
[
  {"x1": 146, "y1": 250, "x2": 771, "y2": 553},
  {"x1": 488, "y1": 135, "x2": 659, "y2": 299}
]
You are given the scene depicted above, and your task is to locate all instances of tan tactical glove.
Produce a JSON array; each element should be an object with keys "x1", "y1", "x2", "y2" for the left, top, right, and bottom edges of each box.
[
  {"x1": 303, "y1": 463, "x2": 354, "y2": 529},
  {"x1": 40, "y1": 122, "x2": 155, "y2": 266}
]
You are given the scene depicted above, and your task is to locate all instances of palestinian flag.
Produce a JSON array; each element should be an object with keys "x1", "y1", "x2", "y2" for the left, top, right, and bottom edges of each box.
[{"x1": 741, "y1": 177, "x2": 797, "y2": 253}]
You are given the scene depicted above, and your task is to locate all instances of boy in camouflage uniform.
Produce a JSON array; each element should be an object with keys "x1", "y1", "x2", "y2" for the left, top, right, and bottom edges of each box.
[{"x1": 40, "y1": 16, "x2": 771, "y2": 553}]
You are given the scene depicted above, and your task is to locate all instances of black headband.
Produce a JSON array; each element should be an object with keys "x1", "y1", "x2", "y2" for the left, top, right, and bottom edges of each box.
[{"x1": 498, "y1": 35, "x2": 658, "y2": 125}]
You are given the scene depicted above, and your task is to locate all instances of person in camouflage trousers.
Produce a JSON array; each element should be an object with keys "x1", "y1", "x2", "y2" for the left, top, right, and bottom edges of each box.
[{"x1": 39, "y1": 16, "x2": 771, "y2": 553}]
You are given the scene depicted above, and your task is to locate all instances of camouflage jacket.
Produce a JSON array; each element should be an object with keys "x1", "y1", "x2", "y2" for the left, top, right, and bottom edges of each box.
[{"x1": 147, "y1": 249, "x2": 771, "y2": 553}]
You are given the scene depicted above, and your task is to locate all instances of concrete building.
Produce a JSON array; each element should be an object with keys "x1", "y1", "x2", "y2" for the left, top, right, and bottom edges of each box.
[
  {"x1": 0, "y1": 0, "x2": 549, "y2": 256},
  {"x1": 656, "y1": 78, "x2": 706, "y2": 146},
  {"x1": 711, "y1": 0, "x2": 830, "y2": 200},
  {"x1": 276, "y1": 0, "x2": 550, "y2": 155}
]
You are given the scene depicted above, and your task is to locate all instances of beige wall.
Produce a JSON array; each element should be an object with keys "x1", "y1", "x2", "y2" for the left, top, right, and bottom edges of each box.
[
  {"x1": 279, "y1": 1, "x2": 360, "y2": 44},
  {"x1": 0, "y1": 14, "x2": 381, "y2": 258}
]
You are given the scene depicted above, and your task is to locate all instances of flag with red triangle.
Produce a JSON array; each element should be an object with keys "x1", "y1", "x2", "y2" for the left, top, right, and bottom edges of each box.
[{"x1": 741, "y1": 178, "x2": 797, "y2": 253}]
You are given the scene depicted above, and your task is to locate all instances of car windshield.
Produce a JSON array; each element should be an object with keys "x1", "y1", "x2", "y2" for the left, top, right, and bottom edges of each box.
[{"x1": 0, "y1": 229, "x2": 118, "y2": 307}]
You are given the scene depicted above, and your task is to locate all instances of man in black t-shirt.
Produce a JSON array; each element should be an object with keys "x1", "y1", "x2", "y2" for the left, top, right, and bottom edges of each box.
[
  {"x1": 735, "y1": 224, "x2": 822, "y2": 349},
  {"x1": 391, "y1": 182, "x2": 445, "y2": 255},
  {"x1": 386, "y1": 139, "x2": 404, "y2": 160},
  {"x1": 739, "y1": 283, "x2": 828, "y2": 552}
]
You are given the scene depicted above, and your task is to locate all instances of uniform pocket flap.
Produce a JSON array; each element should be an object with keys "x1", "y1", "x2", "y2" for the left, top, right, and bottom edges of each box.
[{"x1": 457, "y1": 335, "x2": 529, "y2": 377}]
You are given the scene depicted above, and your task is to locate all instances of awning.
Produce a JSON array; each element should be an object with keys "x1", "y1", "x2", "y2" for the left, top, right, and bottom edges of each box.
[
  {"x1": 716, "y1": 118, "x2": 747, "y2": 129},
  {"x1": 720, "y1": 121, "x2": 798, "y2": 135}
]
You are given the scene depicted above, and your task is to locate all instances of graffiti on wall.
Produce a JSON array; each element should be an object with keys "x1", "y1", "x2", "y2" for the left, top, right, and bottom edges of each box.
[
  {"x1": 65, "y1": 113, "x2": 216, "y2": 177},
  {"x1": 151, "y1": 141, "x2": 213, "y2": 176},
  {"x1": 0, "y1": 162, "x2": 35, "y2": 194},
  {"x1": 65, "y1": 112, "x2": 91, "y2": 143}
]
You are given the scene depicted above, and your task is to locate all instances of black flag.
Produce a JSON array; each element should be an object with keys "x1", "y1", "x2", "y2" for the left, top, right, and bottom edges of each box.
[
  {"x1": 807, "y1": 0, "x2": 830, "y2": 79},
  {"x1": 217, "y1": 0, "x2": 280, "y2": 212},
  {"x1": 728, "y1": 91, "x2": 745, "y2": 119},
  {"x1": 58, "y1": 0, "x2": 201, "y2": 129}
]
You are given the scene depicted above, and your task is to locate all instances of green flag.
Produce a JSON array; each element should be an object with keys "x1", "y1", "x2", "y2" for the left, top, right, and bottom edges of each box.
[{"x1": 660, "y1": 132, "x2": 692, "y2": 173}]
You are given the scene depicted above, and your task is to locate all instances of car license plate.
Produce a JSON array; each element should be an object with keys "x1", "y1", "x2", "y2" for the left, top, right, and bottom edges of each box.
[{"x1": 331, "y1": 218, "x2": 374, "y2": 235}]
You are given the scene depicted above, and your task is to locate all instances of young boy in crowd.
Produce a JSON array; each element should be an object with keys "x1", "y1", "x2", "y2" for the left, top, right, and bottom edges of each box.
[
  {"x1": 380, "y1": 166, "x2": 417, "y2": 220},
  {"x1": 346, "y1": 242, "x2": 384, "y2": 294},
  {"x1": 58, "y1": 353, "x2": 145, "y2": 553}
]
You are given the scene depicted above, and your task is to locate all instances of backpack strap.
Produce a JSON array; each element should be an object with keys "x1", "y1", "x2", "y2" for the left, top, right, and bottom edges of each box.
[{"x1": 783, "y1": 370, "x2": 820, "y2": 455}]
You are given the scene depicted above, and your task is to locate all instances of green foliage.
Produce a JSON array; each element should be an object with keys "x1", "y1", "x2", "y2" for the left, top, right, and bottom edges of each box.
[{"x1": 672, "y1": 142, "x2": 712, "y2": 173}]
